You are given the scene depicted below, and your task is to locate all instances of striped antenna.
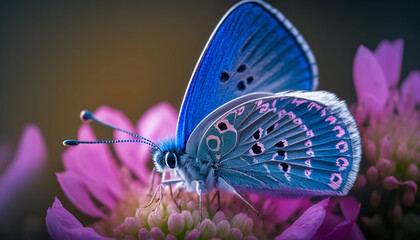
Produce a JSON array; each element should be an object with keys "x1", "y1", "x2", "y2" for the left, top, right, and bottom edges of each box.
[{"x1": 63, "y1": 110, "x2": 162, "y2": 152}]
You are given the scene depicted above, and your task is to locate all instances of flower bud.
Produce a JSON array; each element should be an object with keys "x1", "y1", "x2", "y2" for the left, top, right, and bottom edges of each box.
[
  {"x1": 212, "y1": 211, "x2": 226, "y2": 225},
  {"x1": 181, "y1": 210, "x2": 194, "y2": 230},
  {"x1": 376, "y1": 158, "x2": 394, "y2": 176},
  {"x1": 191, "y1": 210, "x2": 201, "y2": 227},
  {"x1": 406, "y1": 163, "x2": 419, "y2": 180},
  {"x1": 138, "y1": 228, "x2": 150, "y2": 239},
  {"x1": 185, "y1": 229, "x2": 200, "y2": 240},
  {"x1": 228, "y1": 228, "x2": 243, "y2": 240},
  {"x1": 382, "y1": 176, "x2": 401, "y2": 190},
  {"x1": 168, "y1": 213, "x2": 185, "y2": 235},
  {"x1": 165, "y1": 234, "x2": 176, "y2": 240},
  {"x1": 403, "y1": 190, "x2": 415, "y2": 206},
  {"x1": 396, "y1": 143, "x2": 409, "y2": 161},
  {"x1": 123, "y1": 217, "x2": 140, "y2": 235},
  {"x1": 370, "y1": 190, "x2": 381, "y2": 208},
  {"x1": 135, "y1": 208, "x2": 148, "y2": 228},
  {"x1": 364, "y1": 140, "x2": 377, "y2": 162},
  {"x1": 166, "y1": 202, "x2": 179, "y2": 215},
  {"x1": 198, "y1": 219, "x2": 217, "y2": 239},
  {"x1": 353, "y1": 174, "x2": 367, "y2": 189},
  {"x1": 392, "y1": 203, "x2": 403, "y2": 225},
  {"x1": 149, "y1": 227, "x2": 165, "y2": 240},
  {"x1": 231, "y1": 213, "x2": 253, "y2": 235},
  {"x1": 244, "y1": 236, "x2": 258, "y2": 240},
  {"x1": 148, "y1": 211, "x2": 164, "y2": 228},
  {"x1": 379, "y1": 136, "x2": 393, "y2": 158},
  {"x1": 361, "y1": 215, "x2": 383, "y2": 233},
  {"x1": 367, "y1": 166, "x2": 379, "y2": 182},
  {"x1": 216, "y1": 220, "x2": 231, "y2": 238}
]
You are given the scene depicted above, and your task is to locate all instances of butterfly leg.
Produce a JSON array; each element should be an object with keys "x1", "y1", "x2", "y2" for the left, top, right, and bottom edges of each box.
[
  {"x1": 218, "y1": 178, "x2": 260, "y2": 216},
  {"x1": 148, "y1": 167, "x2": 157, "y2": 193},
  {"x1": 209, "y1": 191, "x2": 221, "y2": 211}
]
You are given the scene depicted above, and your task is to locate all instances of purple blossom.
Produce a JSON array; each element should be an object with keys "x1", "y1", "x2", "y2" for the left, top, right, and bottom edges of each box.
[
  {"x1": 46, "y1": 103, "x2": 358, "y2": 239},
  {"x1": 0, "y1": 125, "x2": 47, "y2": 237},
  {"x1": 351, "y1": 39, "x2": 420, "y2": 239}
]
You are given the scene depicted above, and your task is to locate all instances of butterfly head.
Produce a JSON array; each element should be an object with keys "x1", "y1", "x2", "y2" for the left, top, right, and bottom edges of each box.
[{"x1": 152, "y1": 138, "x2": 182, "y2": 172}]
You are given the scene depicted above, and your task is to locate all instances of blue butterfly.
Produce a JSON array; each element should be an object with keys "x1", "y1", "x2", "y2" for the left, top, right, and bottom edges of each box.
[{"x1": 65, "y1": 0, "x2": 361, "y2": 214}]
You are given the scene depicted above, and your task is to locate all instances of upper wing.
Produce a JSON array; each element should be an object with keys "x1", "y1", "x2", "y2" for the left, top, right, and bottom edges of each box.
[
  {"x1": 177, "y1": 0, "x2": 318, "y2": 149},
  {"x1": 194, "y1": 91, "x2": 361, "y2": 197}
]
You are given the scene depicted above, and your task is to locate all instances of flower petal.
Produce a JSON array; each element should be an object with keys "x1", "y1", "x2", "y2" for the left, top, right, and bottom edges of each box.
[
  {"x1": 0, "y1": 125, "x2": 46, "y2": 215},
  {"x1": 56, "y1": 172, "x2": 104, "y2": 218},
  {"x1": 276, "y1": 198, "x2": 330, "y2": 240},
  {"x1": 374, "y1": 39, "x2": 404, "y2": 87},
  {"x1": 62, "y1": 124, "x2": 123, "y2": 208},
  {"x1": 339, "y1": 197, "x2": 361, "y2": 220},
  {"x1": 135, "y1": 102, "x2": 178, "y2": 181},
  {"x1": 323, "y1": 218, "x2": 365, "y2": 240},
  {"x1": 94, "y1": 106, "x2": 151, "y2": 184},
  {"x1": 401, "y1": 70, "x2": 420, "y2": 103},
  {"x1": 136, "y1": 103, "x2": 177, "y2": 168},
  {"x1": 353, "y1": 45, "x2": 389, "y2": 115},
  {"x1": 46, "y1": 198, "x2": 112, "y2": 240},
  {"x1": 0, "y1": 141, "x2": 11, "y2": 172},
  {"x1": 269, "y1": 198, "x2": 307, "y2": 222}
]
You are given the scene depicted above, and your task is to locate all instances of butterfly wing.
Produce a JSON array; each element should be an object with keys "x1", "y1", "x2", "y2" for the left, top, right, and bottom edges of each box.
[
  {"x1": 193, "y1": 91, "x2": 361, "y2": 196},
  {"x1": 177, "y1": 0, "x2": 318, "y2": 149}
]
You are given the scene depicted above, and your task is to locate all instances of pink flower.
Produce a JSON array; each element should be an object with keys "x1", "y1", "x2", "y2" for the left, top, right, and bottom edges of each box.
[
  {"x1": 47, "y1": 102, "x2": 350, "y2": 239},
  {"x1": 352, "y1": 39, "x2": 420, "y2": 239},
  {"x1": 0, "y1": 125, "x2": 47, "y2": 236}
]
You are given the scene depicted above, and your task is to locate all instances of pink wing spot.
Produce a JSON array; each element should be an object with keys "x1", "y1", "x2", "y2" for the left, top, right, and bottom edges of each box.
[
  {"x1": 321, "y1": 108, "x2": 327, "y2": 117},
  {"x1": 280, "y1": 97, "x2": 289, "y2": 100},
  {"x1": 306, "y1": 130, "x2": 314, "y2": 137},
  {"x1": 272, "y1": 99, "x2": 277, "y2": 107},
  {"x1": 215, "y1": 154, "x2": 221, "y2": 160},
  {"x1": 333, "y1": 126, "x2": 345, "y2": 138},
  {"x1": 287, "y1": 111, "x2": 296, "y2": 119},
  {"x1": 325, "y1": 116, "x2": 337, "y2": 124},
  {"x1": 304, "y1": 169, "x2": 312, "y2": 178},
  {"x1": 329, "y1": 173, "x2": 343, "y2": 190},
  {"x1": 253, "y1": 158, "x2": 259, "y2": 163},
  {"x1": 206, "y1": 135, "x2": 221, "y2": 151},
  {"x1": 300, "y1": 125, "x2": 308, "y2": 131},
  {"x1": 237, "y1": 106, "x2": 245, "y2": 116},
  {"x1": 257, "y1": 100, "x2": 263, "y2": 106},
  {"x1": 308, "y1": 102, "x2": 322, "y2": 111},
  {"x1": 293, "y1": 118, "x2": 302, "y2": 125},
  {"x1": 258, "y1": 103, "x2": 269, "y2": 113},
  {"x1": 285, "y1": 173, "x2": 291, "y2": 181},
  {"x1": 292, "y1": 98, "x2": 308, "y2": 106},
  {"x1": 305, "y1": 159, "x2": 311, "y2": 167},
  {"x1": 306, "y1": 148, "x2": 315, "y2": 157},
  {"x1": 336, "y1": 157, "x2": 349, "y2": 171},
  {"x1": 336, "y1": 141, "x2": 348, "y2": 153},
  {"x1": 278, "y1": 109, "x2": 286, "y2": 117},
  {"x1": 305, "y1": 140, "x2": 312, "y2": 147}
]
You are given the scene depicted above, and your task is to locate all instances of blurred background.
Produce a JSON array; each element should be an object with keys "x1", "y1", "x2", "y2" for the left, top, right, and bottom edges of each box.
[{"x1": 0, "y1": 0, "x2": 419, "y2": 239}]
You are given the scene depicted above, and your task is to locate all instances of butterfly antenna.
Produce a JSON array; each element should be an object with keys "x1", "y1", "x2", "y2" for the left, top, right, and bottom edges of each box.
[{"x1": 63, "y1": 110, "x2": 162, "y2": 152}]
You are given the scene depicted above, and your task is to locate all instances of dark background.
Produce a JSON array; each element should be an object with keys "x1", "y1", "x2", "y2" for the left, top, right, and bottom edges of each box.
[{"x1": 1, "y1": 0, "x2": 419, "y2": 239}]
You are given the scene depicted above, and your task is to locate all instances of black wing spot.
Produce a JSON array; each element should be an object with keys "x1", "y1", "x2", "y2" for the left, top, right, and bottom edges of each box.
[
  {"x1": 277, "y1": 150, "x2": 285, "y2": 156},
  {"x1": 237, "y1": 81, "x2": 246, "y2": 91},
  {"x1": 252, "y1": 130, "x2": 261, "y2": 140},
  {"x1": 218, "y1": 122, "x2": 227, "y2": 131},
  {"x1": 251, "y1": 144, "x2": 262, "y2": 154},
  {"x1": 280, "y1": 162, "x2": 289, "y2": 171},
  {"x1": 275, "y1": 141, "x2": 284, "y2": 148},
  {"x1": 266, "y1": 124, "x2": 275, "y2": 134},
  {"x1": 332, "y1": 175, "x2": 340, "y2": 182},
  {"x1": 247, "y1": 76, "x2": 254, "y2": 84},
  {"x1": 237, "y1": 64, "x2": 246, "y2": 72},
  {"x1": 220, "y1": 72, "x2": 230, "y2": 82}
]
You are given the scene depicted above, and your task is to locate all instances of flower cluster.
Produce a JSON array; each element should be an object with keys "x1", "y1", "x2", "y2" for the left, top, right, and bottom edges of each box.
[
  {"x1": 351, "y1": 39, "x2": 420, "y2": 239},
  {"x1": 46, "y1": 103, "x2": 364, "y2": 239}
]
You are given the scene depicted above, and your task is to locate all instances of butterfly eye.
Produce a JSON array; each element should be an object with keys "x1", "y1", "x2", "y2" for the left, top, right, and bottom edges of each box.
[{"x1": 165, "y1": 152, "x2": 178, "y2": 169}]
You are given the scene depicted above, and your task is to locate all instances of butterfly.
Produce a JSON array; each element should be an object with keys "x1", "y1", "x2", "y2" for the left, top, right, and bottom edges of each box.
[{"x1": 65, "y1": 0, "x2": 361, "y2": 214}]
